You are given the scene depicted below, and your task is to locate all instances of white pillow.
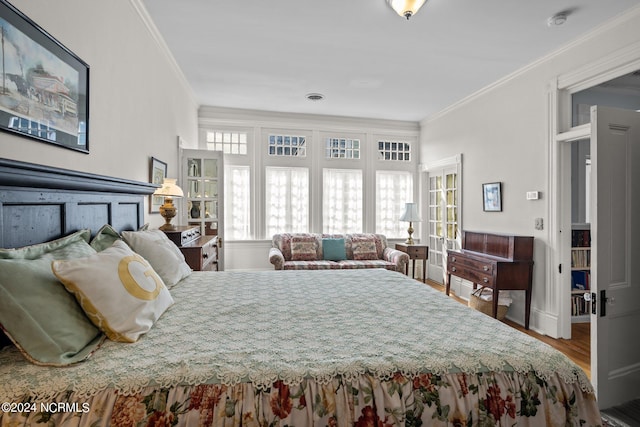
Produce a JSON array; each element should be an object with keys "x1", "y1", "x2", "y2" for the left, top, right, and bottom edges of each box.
[
  {"x1": 121, "y1": 229, "x2": 192, "y2": 287},
  {"x1": 52, "y1": 240, "x2": 174, "y2": 342}
]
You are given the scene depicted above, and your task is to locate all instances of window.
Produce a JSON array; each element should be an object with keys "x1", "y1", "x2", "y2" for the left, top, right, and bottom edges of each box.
[
  {"x1": 378, "y1": 140, "x2": 411, "y2": 161},
  {"x1": 224, "y1": 165, "x2": 251, "y2": 239},
  {"x1": 265, "y1": 167, "x2": 309, "y2": 237},
  {"x1": 268, "y1": 134, "x2": 307, "y2": 157},
  {"x1": 206, "y1": 131, "x2": 248, "y2": 155},
  {"x1": 325, "y1": 137, "x2": 361, "y2": 159},
  {"x1": 323, "y1": 169, "x2": 363, "y2": 233},
  {"x1": 375, "y1": 171, "x2": 413, "y2": 238}
]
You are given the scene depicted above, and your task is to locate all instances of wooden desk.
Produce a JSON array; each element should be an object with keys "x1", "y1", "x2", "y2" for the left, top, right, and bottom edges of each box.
[
  {"x1": 162, "y1": 226, "x2": 218, "y2": 271},
  {"x1": 395, "y1": 243, "x2": 429, "y2": 282},
  {"x1": 446, "y1": 231, "x2": 533, "y2": 329}
]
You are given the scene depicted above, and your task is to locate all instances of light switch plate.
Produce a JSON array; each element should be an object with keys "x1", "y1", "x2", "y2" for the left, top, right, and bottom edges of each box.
[{"x1": 526, "y1": 191, "x2": 540, "y2": 200}]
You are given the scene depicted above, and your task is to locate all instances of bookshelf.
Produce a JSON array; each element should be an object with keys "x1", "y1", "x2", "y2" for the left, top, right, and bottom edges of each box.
[{"x1": 571, "y1": 225, "x2": 591, "y2": 322}]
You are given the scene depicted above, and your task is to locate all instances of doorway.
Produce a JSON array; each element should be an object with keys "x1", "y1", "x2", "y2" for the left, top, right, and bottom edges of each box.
[{"x1": 553, "y1": 64, "x2": 640, "y2": 408}]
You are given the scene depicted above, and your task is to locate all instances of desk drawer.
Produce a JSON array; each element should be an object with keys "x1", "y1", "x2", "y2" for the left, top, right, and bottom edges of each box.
[
  {"x1": 180, "y1": 236, "x2": 218, "y2": 271},
  {"x1": 201, "y1": 238, "x2": 217, "y2": 270},
  {"x1": 448, "y1": 255, "x2": 494, "y2": 275},
  {"x1": 448, "y1": 265, "x2": 494, "y2": 287}
]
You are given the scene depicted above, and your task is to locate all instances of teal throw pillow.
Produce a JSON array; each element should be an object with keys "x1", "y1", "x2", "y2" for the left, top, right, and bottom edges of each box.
[
  {"x1": 90, "y1": 224, "x2": 122, "y2": 251},
  {"x1": 322, "y1": 238, "x2": 347, "y2": 261},
  {"x1": 0, "y1": 230, "x2": 105, "y2": 366}
]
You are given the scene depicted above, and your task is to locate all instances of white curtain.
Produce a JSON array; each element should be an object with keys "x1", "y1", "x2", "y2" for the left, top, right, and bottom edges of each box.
[
  {"x1": 375, "y1": 171, "x2": 413, "y2": 238},
  {"x1": 224, "y1": 165, "x2": 251, "y2": 239},
  {"x1": 323, "y1": 169, "x2": 363, "y2": 234},
  {"x1": 265, "y1": 167, "x2": 309, "y2": 237}
]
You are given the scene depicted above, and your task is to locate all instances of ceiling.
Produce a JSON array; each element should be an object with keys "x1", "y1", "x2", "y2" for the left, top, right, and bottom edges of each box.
[{"x1": 142, "y1": 0, "x2": 640, "y2": 122}]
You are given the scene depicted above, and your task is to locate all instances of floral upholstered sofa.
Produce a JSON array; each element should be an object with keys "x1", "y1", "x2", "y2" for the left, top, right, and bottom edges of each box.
[{"x1": 269, "y1": 233, "x2": 409, "y2": 272}]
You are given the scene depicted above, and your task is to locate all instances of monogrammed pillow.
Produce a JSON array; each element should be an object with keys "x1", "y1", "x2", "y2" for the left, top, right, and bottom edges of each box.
[{"x1": 52, "y1": 240, "x2": 174, "y2": 342}]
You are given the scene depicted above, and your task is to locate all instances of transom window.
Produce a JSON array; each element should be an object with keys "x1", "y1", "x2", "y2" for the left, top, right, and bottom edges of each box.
[
  {"x1": 378, "y1": 140, "x2": 411, "y2": 161},
  {"x1": 206, "y1": 131, "x2": 248, "y2": 155},
  {"x1": 325, "y1": 138, "x2": 361, "y2": 159},
  {"x1": 268, "y1": 134, "x2": 307, "y2": 157}
]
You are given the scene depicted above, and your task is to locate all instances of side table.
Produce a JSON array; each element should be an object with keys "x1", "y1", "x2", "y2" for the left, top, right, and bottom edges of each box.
[{"x1": 395, "y1": 243, "x2": 429, "y2": 282}]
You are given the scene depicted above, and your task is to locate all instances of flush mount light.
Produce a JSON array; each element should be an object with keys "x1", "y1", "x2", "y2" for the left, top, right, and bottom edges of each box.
[
  {"x1": 386, "y1": 0, "x2": 427, "y2": 20},
  {"x1": 547, "y1": 12, "x2": 568, "y2": 26},
  {"x1": 306, "y1": 93, "x2": 325, "y2": 101}
]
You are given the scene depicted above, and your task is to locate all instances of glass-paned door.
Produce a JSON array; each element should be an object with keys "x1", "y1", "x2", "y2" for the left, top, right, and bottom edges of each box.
[
  {"x1": 427, "y1": 165, "x2": 459, "y2": 283},
  {"x1": 181, "y1": 148, "x2": 224, "y2": 269}
]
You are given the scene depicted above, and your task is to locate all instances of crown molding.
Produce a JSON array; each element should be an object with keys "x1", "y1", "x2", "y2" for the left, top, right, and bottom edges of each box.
[
  {"x1": 129, "y1": 0, "x2": 199, "y2": 110},
  {"x1": 199, "y1": 106, "x2": 420, "y2": 135},
  {"x1": 421, "y1": 4, "x2": 640, "y2": 126}
]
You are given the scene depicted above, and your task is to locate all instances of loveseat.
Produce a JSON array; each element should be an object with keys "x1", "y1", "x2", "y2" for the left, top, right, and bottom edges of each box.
[{"x1": 269, "y1": 233, "x2": 409, "y2": 272}]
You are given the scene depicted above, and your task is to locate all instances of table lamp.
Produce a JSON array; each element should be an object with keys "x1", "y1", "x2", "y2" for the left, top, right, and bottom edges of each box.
[
  {"x1": 399, "y1": 202, "x2": 422, "y2": 245},
  {"x1": 154, "y1": 178, "x2": 184, "y2": 231}
]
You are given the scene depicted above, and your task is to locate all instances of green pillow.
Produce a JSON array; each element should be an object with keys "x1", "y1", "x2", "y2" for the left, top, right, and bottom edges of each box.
[
  {"x1": 322, "y1": 238, "x2": 347, "y2": 261},
  {"x1": 0, "y1": 230, "x2": 104, "y2": 366},
  {"x1": 90, "y1": 224, "x2": 122, "y2": 251}
]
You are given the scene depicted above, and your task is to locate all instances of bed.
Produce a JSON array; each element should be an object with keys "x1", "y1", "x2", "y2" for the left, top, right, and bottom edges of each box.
[{"x1": 0, "y1": 158, "x2": 602, "y2": 426}]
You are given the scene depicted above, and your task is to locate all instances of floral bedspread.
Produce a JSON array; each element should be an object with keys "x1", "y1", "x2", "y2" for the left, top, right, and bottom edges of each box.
[{"x1": 0, "y1": 269, "x2": 601, "y2": 426}]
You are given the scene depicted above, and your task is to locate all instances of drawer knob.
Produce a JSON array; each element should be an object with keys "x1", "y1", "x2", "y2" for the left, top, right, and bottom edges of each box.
[
  {"x1": 203, "y1": 253, "x2": 208, "y2": 259},
  {"x1": 452, "y1": 267, "x2": 456, "y2": 272},
  {"x1": 451, "y1": 257, "x2": 456, "y2": 262},
  {"x1": 483, "y1": 266, "x2": 489, "y2": 271},
  {"x1": 483, "y1": 277, "x2": 489, "y2": 283}
]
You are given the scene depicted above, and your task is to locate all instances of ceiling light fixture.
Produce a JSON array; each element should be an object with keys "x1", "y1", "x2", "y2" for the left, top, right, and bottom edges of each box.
[
  {"x1": 306, "y1": 93, "x2": 325, "y2": 101},
  {"x1": 386, "y1": 0, "x2": 427, "y2": 20}
]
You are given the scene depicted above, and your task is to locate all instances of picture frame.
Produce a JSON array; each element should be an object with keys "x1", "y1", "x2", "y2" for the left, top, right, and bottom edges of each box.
[
  {"x1": 482, "y1": 182, "x2": 502, "y2": 212},
  {"x1": 0, "y1": 0, "x2": 89, "y2": 153},
  {"x1": 150, "y1": 157, "x2": 167, "y2": 213}
]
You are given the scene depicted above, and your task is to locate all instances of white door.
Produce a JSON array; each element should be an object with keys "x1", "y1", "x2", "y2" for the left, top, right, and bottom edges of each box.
[
  {"x1": 180, "y1": 149, "x2": 225, "y2": 270},
  {"x1": 427, "y1": 165, "x2": 459, "y2": 284},
  {"x1": 590, "y1": 106, "x2": 640, "y2": 409}
]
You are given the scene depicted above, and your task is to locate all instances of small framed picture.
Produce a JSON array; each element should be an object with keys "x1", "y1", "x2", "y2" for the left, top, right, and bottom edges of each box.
[
  {"x1": 150, "y1": 157, "x2": 167, "y2": 213},
  {"x1": 482, "y1": 182, "x2": 502, "y2": 212}
]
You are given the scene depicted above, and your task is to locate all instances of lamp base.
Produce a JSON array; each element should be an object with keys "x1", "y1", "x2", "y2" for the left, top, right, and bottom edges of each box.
[
  {"x1": 159, "y1": 197, "x2": 178, "y2": 231},
  {"x1": 405, "y1": 222, "x2": 415, "y2": 245},
  {"x1": 158, "y1": 223, "x2": 177, "y2": 231}
]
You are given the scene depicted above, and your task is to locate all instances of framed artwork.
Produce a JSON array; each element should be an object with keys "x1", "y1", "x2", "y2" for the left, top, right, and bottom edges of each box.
[
  {"x1": 150, "y1": 157, "x2": 167, "y2": 213},
  {"x1": 482, "y1": 182, "x2": 502, "y2": 212},
  {"x1": 0, "y1": 0, "x2": 89, "y2": 153}
]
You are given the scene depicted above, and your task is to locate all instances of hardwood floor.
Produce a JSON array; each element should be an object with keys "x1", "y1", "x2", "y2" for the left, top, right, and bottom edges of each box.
[{"x1": 425, "y1": 280, "x2": 591, "y2": 379}]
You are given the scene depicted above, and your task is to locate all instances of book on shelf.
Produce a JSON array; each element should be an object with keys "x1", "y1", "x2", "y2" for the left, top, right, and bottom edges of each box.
[
  {"x1": 571, "y1": 292, "x2": 591, "y2": 316},
  {"x1": 571, "y1": 249, "x2": 591, "y2": 269},
  {"x1": 571, "y1": 229, "x2": 591, "y2": 247},
  {"x1": 571, "y1": 270, "x2": 590, "y2": 290}
]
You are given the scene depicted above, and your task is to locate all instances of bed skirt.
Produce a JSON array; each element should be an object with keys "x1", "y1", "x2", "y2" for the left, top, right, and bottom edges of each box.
[{"x1": 1, "y1": 370, "x2": 600, "y2": 427}]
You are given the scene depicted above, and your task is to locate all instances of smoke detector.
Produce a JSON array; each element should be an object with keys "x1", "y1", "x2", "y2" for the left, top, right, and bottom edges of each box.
[{"x1": 547, "y1": 12, "x2": 567, "y2": 27}]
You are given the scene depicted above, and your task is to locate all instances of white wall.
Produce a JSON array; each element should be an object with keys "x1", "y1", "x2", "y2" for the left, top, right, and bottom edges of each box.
[
  {"x1": 419, "y1": 6, "x2": 640, "y2": 335},
  {"x1": 0, "y1": 0, "x2": 199, "y2": 228}
]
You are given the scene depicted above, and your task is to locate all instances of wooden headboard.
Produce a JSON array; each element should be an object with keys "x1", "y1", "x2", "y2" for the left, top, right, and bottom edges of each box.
[{"x1": 0, "y1": 158, "x2": 157, "y2": 249}]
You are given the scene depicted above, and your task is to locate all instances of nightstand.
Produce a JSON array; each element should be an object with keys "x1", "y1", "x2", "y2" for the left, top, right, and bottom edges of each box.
[
  {"x1": 162, "y1": 226, "x2": 218, "y2": 271},
  {"x1": 395, "y1": 243, "x2": 429, "y2": 282}
]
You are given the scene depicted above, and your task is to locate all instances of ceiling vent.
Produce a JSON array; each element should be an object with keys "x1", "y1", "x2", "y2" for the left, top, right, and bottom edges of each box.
[{"x1": 306, "y1": 93, "x2": 325, "y2": 101}]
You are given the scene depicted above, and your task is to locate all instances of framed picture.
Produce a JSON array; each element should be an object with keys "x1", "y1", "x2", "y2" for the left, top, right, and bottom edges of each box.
[
  {"x1": 0, "y1": 0, "x2": 89, "y2": 153},
  {"x1": 150, "y1": 157, "x2": 167, "y2": 213},
  {"x1": 482, "y1": 182, "x2": 502, "y2": 212}
]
